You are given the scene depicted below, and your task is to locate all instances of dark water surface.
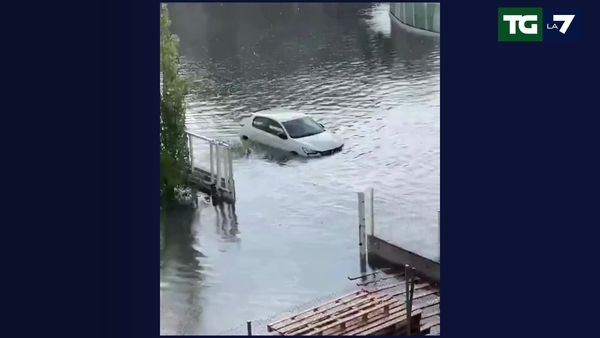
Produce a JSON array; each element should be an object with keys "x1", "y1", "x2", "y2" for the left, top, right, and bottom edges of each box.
[{"x1": 160, "y1": 3, "x2": 439, "y2": 335}]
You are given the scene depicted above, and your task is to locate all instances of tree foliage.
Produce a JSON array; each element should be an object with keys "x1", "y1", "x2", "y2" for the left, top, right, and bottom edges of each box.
[{"x1": 160, "y1": 4, "x2": 190, "y2": 207}]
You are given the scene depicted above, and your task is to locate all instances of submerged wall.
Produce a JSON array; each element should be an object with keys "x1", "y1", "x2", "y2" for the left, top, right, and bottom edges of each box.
[{"x1": 390, "y1": 3, "x2": 440, "y2": 34}]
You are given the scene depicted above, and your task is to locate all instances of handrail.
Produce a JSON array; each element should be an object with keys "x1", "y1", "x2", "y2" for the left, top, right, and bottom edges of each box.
[
  {"x1": 184, "y1": 129, "x2": 236, "y2": 202},
  {"x1": 184, "y1": 130, "x2": 230, "y2": 147}
]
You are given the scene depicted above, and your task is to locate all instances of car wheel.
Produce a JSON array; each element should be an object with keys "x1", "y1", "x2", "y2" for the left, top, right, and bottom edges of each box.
[
  {"x1": 290, "y1": 151, "x2": 298, "y2": 155},
  {"x1": 241, "y1": 135, "x2": 248, "y2": 140}
]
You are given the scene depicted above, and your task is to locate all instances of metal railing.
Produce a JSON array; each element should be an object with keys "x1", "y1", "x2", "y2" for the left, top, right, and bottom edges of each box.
[{"x1": 185, "y1": 130, "x2": 236, "y2": 199}]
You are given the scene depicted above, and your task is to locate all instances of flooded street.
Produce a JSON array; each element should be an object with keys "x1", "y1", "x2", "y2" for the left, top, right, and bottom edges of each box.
[{"x1": 160, "y1": 3, "x2": 439, "y2": 335}]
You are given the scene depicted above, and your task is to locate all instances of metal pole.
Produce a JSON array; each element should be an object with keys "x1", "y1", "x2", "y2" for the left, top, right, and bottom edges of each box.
[
  {"x1": 222, "y1": 147, "x2": 229, "y2": 191},
  {"x1": 409, "y1": 267, "x2": 416, "y2": 335},
  {"x1": 359, "y1": 254, "x2": 367, "y2": 283},
  {"x1": 216, "y1": 145, "x2": 222, "y2": 188},
  {"x1": 405, "y1": 264, "x2": 411, "y2": 335},
  {"x1": 246, "y1": 320, "x2": 252, "y2": 336},
  {"x1": 228, "y1": 147, "x2": 234, "y2": 198},
  {"x1": 357, "y1": 192, "x2": 366, "y2": 256},
  {"x1": 209, "y1": 143, "x2": 215, "y2": 184},
  {"x1": 188, "y1": 134, "x2": 194, "y2": 170},
  {"x1": 410, "y1": 266, "x2": 416, "y2": 305},
  {"x1": 370, "y1": 187, "x2": 375, "y2": 235}
]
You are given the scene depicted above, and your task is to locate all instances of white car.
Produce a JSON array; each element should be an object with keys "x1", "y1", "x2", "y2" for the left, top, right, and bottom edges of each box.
[{"x1": 239, "y1": 109, "x2": 344, "y2": 156}]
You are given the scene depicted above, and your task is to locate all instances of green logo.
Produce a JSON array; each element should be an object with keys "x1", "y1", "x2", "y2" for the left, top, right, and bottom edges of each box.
[{"x1": 498, "y1": 7, "x2": 543, "y2": 42}]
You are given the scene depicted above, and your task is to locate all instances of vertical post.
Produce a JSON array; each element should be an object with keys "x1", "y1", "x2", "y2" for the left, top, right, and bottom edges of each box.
[
  {"x1": 405, "y1": 264, "x2": 412, "y2": 335},
  {"x1": 409, "y1": 267, "x2": 416, "y2": 335},
  {"x1": 188, "y1": 134, "x2": 194, "y2": 170},
  {"x1": 370, "y1": 187, "x2": 375, "y2": 235},
  {"x1": 216, "y1": 145, "x2": 222, "y2": 189},
  {"x1": 410, "y1": 266, "x2": 416, "y2": 305},
  {"x1": 228, "y1": 148, "x2": 235, "y2": 200},
  {"x1": 246, "y1": 320, "x2": 252, "y2": 336},
  {"x1": 438, "y1": 210, "x2": 440, "y2": 261},
  {"x1": 209, "y1": 142, "x2": 215, "y2": 184},
  {"x1": 222, "y1": 146, "x2": 229, "y2": 191},
  {"x1": 357, "y1": 192, "x2": 366, "y2": 256},
  {"x1": 359, "y1": 254, "x2": 367, "y2": 282}
]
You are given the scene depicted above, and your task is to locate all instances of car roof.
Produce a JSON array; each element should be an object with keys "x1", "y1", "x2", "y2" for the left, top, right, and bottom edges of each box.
[{"x1": 253, "y1": 108, "x2": 307, "y2": 123}]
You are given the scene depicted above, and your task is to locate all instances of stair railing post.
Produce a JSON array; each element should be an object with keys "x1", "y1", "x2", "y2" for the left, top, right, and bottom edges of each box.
[
  {"x1": 222, "y1": 146, "x2": 229, "y2": 192},
  {"x1": 216, "y1": 145, "x2": 222, "y2": 189},
  {"x1": 209, "y1": 142, "x2": 215, "y2": 184},
  {"x1": 228, "y1": 148, "x2": 235, "y2": 201},
  {"x1": 370, "y1": 187, "x2": 375, "y2": 235},
  {"x1": 405, "y1": 264, "x2": 412, "y2": 335},
  {"x1": 188, "y1": 133, "x2": 194, "y2": 171},
  {"x1": 357, "y1": 192, "x2": 366, "y2": 256}
]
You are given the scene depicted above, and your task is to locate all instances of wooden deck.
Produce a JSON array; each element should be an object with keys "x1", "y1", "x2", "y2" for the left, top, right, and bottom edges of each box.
[{"x1": 266, "y1": 269, "x2": 439, "y2": 336}]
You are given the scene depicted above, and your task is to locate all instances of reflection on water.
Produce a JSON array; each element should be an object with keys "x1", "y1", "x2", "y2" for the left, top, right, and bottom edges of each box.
[{"x1": 161, "y1": 3, "x2": 439, "y2": 335}]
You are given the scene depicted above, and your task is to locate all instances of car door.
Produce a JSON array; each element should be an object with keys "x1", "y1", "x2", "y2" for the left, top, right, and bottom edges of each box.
[
  {"x1": 250, "y1": 116, "x2": 271, "y2": 144},
  {"x1": 264, "y1": 119, "x2": 292, "y2": 151}
]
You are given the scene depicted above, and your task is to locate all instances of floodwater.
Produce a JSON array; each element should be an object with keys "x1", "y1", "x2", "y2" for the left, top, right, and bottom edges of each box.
[{"x1": 160, "y1": 3, "x2": 439, "y2": 335}]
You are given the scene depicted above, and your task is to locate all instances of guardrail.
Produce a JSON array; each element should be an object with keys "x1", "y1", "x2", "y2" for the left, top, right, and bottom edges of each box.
[{"x1": 185, "y1": 130, "x2": 236, "y2": 201}]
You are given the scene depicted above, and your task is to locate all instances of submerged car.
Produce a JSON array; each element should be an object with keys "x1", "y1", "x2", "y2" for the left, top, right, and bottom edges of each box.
[{"x1": 239, "y1": 109, "x2": 344, "y2": 156}]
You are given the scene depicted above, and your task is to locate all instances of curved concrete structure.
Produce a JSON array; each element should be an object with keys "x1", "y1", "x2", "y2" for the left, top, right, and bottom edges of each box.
[{"x1": 390, "y1": 3, "x2": 440, "y2": 35}]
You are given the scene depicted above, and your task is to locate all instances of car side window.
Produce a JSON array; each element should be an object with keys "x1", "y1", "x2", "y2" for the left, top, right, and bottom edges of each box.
[
  {"x1": 251, "y1": 116, "x2": 269, "y2": 132},
  {"x1": 265, "y1": 120, "x2": 287, "y2": 138}
]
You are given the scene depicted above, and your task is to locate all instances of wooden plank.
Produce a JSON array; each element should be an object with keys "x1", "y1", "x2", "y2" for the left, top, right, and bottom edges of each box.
[
  {"x1": 346, "y1": 306, "x2": 411, "y2": 335},
  {"x1": 356, "y1": 311, "x2": 422, "y2": 336},
  {"x1": 365, "y1": 277, "x2": 425, "y2": 293},
  {"x1": 414, "y1": 297, "x2": 440, "y2": 310},
  {"x1": 421, "y1": 320, "x2": 440, "y2": 331},
  {"x1": 268, "y1": 290, "x2": 368, "y2": 331},
  {"x1": 268, "y1": 283, "x2": 439, "y2": 336},
  {"x1": 373, "y1": 313, "x2": 421, "y2": 336},
  {"x1": 282, "y1": 290, "x2": 439, "y2": 335},
  {"x1": 421, "y1": 308, "x2": 440, "y2": 320},
  {"x1": 269, "y1": 292, "x2": 374, "y2": 333},
  {"x1": 385, "y1": 315, "x2": 423, "y2": 336},
  {"x1": 367, "y1": 281, "x2": 430, "y2": 295},
  {"x1": 390, "y1": 287, "x2": 439, "y2": 300},
  {"x1": 305, "y1": 296, "x2": 400, "y2": 336},
  {"x1": 300, "y1": 296, "x2": 400, "y2": 336},
  {"x1": 323, "y1": 299, "x2": 405, "y2": 335},
  {"x1": 268, "y1": 290, "x2": 367, "y2": 328},
  {"x1": 344, "y1": 290, "x2": 437, "y2": 336},
  {"x1": 282, "y1": 294, "x2": 394, "y2": 335}
]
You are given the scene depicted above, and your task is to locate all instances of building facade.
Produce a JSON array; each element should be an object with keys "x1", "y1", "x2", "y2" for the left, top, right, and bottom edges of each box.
[{"x1": 389, "y1": 3, "x2": 440, "y2": 34}]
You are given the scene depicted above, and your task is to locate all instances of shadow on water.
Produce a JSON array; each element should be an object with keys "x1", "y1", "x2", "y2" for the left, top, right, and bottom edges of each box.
[
  {"x1": 160, "y1": 207, "x2": 205, "y2": 334},
  {"x1": 213, "y1": 203, "x2": 240, "y2": 240}
]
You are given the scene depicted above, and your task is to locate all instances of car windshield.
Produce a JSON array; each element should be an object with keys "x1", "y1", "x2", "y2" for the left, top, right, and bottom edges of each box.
[{"x1": 282, "y1": 117, "x2": 325, "y2": 139}]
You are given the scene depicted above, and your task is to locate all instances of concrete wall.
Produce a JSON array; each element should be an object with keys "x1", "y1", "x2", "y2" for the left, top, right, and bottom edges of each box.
[
  {"x1": 390, "y1": 3, "x2": 440, "y2": 34},
  {"x1": 368, "y1": 234, "x2": 440, "y2": 284}
]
